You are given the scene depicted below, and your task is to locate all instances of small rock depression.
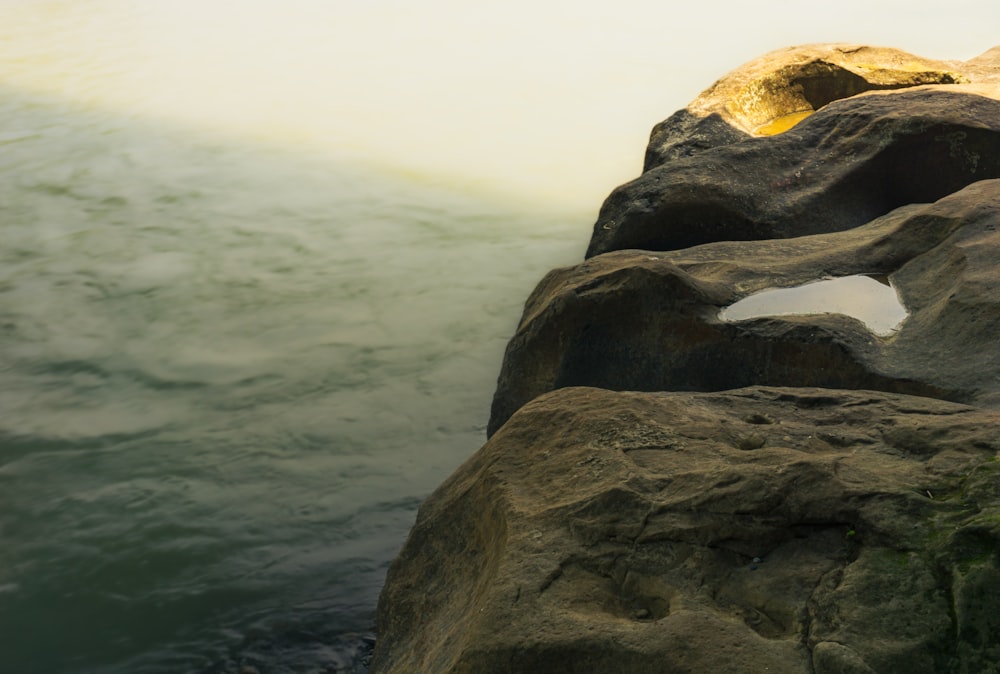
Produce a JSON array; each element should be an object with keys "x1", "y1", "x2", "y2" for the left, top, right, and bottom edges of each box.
[{"x1": 719, "y1": 275, "x2": 908, "y2": 336}]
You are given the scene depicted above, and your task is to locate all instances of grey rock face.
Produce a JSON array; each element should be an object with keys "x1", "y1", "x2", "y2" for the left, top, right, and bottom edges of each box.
[
  {"x1": 594, "y1": 43, "x2": 1000, "y2": 258},
  {"x1": 590, "y1": 90, "x2": 1000, "y2": 257},
  {"x1": 489, "y1": 179, "x2": 1000, "y2": 436}
]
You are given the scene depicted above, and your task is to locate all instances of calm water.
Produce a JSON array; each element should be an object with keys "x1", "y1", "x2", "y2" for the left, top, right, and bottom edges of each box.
[
  {"x1": 0, "y1": 88, "x2": 584, "y2": 672},
  {"x1": 720, "y1": 276, "x2": 908, "y2": 336}
]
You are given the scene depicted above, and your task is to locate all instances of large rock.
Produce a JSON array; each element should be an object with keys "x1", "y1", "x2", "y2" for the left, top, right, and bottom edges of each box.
[
  {"x1": 490, "y1": 179, "x2": 1000, "y2": 435},
  {"x1": 589, "y1": 46, "x2": 1000, "y2": 257},
  {"x1": 644, "y1": 44, "x2": 975, "y2": 168},
  {"x1": 373, "y1": 387, "x2": 1000, "y2": 674},
  {"x1": 372, "y1": 44, "x2": 1000, "y2": 674}
]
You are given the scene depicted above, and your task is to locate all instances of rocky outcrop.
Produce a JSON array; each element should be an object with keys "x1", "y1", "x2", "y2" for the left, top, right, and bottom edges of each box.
[
  {"x1": 644, "y1": 44, "x2": 973, "y2": 168},
  {"x1": 374, "y1": 387, "x2": 1000, "y2": 674},
  {"x1": 592, "y1": 45, "x2": 1000, "y2": 257},
  {"x1": 372, "y1": 44, "x2": 1000, "y2": 674},
  {"x1": 488, "y1": 179, "x2": 1000, "y2": 435},
  {"x1": 592, "y1": 89, "x2": 1000, "y2": 257}
]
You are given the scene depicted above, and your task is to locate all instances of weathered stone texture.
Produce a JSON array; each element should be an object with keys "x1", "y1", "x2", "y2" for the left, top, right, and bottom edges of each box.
[
  {"x1": 490, "y1": 179, "x2": 1000, "y2": 435},
  {"x1": 374, "y1": 388, "x2": 1000, "y2": 674},
  {"x1": 597, "y1": 44, "x2": 1000, "y2": 257},
  {"x1": 592, "y1": 90, "x2": 1000, "y2": 257}
]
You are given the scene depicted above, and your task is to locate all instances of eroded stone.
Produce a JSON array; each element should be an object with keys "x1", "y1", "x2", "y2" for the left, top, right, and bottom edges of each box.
[
  {"x1": 491, "y1": 180, "x2": 1000, "y2": 435},
  {"x1": 372, "y1": 44, "x2": 1000, "y2": 674},
  {"x1": 372, "y1": 388, "x2": 1000, "y2": 674}
]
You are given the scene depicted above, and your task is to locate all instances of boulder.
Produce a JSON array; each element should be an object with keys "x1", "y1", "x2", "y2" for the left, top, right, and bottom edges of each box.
[
  {"x1": 590, "y1": 46, "x2": 1000, "y2": 257},
  {"x1": 490, "y1": 179, "x2": 1000, "y2": 435},
  {"x1": 373, "y1": 387, "x2": 1000, "y2": 674},
  {"x1": 644, "y1": 43, "x2": 975, "y2": 168},
  {"x1": 372, "y1": 44, "x2": 1000, "y2": 674}
]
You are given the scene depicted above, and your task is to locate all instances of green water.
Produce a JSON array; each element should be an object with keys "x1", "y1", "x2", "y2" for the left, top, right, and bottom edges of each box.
[{"x1": 0, "y1": 86, "x2": 583, "y2": 672}]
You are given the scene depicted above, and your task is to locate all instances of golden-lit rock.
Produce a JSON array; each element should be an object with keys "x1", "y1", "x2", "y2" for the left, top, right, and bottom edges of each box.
[{"x1": 645, "y1": 43, "x2": 1000, "y2": 169}]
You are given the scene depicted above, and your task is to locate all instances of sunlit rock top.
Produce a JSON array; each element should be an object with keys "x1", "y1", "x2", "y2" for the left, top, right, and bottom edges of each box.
[{"x1": 644, "y1": 43, "x2": 1000, "y2": 171}]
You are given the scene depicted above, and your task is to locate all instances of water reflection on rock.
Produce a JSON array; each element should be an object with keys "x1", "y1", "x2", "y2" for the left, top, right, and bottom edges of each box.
[{"x1": 719, "y1": 275, "x2": 907, "y2": 336}]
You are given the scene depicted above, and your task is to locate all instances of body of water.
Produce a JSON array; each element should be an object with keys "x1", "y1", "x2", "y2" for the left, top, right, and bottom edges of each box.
[
  {"x1": 0, "y1": 84, "x2": 583, "y2": 671},
  {"x1": 0, "y1": 5, "x2": 587, "y2": 668}
]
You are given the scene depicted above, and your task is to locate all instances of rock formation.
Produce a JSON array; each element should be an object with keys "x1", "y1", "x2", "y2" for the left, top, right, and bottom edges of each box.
[
  {"x1": 488, "y1": 178, "x2": 1000, "y2": 436},
  {"x1": 593, "y1": 50, "x2": 1000, "y2": 257},
  {"x1": 371, "y1": 44, "x2": 1000, "y2": 674},
  {"x1": 376, "y1": 387, "x2": 1000, "y2": 673}
]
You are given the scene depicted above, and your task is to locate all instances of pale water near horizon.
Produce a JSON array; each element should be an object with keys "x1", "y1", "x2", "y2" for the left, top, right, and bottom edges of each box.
[{"x1": 2, "y1": 1, "x2": 998, "y2": 672}]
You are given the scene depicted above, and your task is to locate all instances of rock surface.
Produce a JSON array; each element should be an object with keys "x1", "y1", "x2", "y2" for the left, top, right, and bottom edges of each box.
[
  {"x1": 592, "y1": 45, "x2": 1000, "y2": 257},
  {"x1": 489, "y1": 179, "x2": 1000, "y2": 435},
  {"x1": 644, "y1": 44, "x2": 977, "y2": 168},
  {"x1": 372, "y1": 44, "x2": 1000, "y2": 674},
  {"x1": 374, "y1": 387, "x2": 1000, "y2": 674}
]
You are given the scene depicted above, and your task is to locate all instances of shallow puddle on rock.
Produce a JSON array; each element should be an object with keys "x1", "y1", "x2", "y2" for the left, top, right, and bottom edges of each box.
[
  {"x1": 756, "y1": 110, "x2": 813, "y2": 135},
  {"x1": 719, "y1": 275, "x2": 907, "y2": 336}
]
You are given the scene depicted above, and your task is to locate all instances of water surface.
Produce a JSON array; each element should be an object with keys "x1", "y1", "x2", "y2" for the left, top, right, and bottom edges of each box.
[
  {"x1": 719, "y1": 275, "x2": 907, "y2": 336},
  {"x1": 0, "y1": 86, "x2": 583, "y2": 673}
]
